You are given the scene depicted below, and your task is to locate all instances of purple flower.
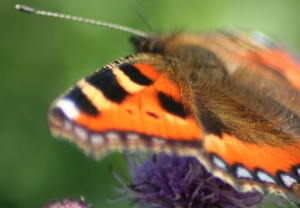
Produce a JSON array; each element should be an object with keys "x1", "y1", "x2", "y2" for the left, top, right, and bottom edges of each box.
[
  {"x1": 121, "y1": 153, "x2": 262, "y2": 208},
  {"x1": 44, "y1": 198, "x2": 91, "y2": 208}
]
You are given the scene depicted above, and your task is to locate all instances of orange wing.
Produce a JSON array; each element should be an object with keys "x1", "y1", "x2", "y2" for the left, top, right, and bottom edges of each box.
[{"x1": 49, "y1": 53, "x2": 203, "y2": 158}]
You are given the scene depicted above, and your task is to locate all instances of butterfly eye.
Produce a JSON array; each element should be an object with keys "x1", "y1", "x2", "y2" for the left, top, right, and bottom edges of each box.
[
  {"x1": 130, "y1": 36, "x2": 162, "y2": 53},
  {"x1": 130, "y1": 36, "x2": 147, "y2": 51}
]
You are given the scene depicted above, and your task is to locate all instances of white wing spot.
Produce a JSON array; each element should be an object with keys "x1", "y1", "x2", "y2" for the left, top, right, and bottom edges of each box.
[
  {"x1": 152, "y1": 137, "x2": 165, "y2": 144},
  {"x1": 280, "y1": 173, "x2": 297, "y2": 188},
  {"x1": 127, "y1": 133, "x2": 139, "y2": 140},
  {"x1": 106, "y1": 132, "x2": 120, "y2": 140},
  {"x1": 212, "y1": 155, "x2": 227, "y2": 170},
  {"x1": 74, "y1": 126, "x2": 88, "y2": 141},
  {"x1": 256, "y1": 170, "x2": 276, "y2": 184},
  {"x1": 235, "y1": 166, "x2": 253, "y2": 179},
  {"x1": 91, "y1": 134, "x2": 104, "y2": 145},
  {"x1": 297, "y1": 168, "x2": 300, "y2": 178},
  {"x1": 55, "y1": 98, "x2": 79, "y2": 119}
]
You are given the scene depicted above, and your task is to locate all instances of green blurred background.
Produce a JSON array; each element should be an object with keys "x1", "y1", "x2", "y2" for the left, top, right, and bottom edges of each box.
[{"x1": 1, "y1": 0, "x2": 300, "y2": 207}]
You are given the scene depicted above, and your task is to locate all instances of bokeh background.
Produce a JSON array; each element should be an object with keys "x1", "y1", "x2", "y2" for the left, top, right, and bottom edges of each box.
[{"x1": 1, "y1": 0, "x2": 300, "y2": 207}]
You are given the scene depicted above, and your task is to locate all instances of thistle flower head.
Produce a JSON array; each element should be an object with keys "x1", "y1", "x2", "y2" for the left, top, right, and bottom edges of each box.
[{"x1": 124, "y1": 153, "x2": 262, "y2": 208}]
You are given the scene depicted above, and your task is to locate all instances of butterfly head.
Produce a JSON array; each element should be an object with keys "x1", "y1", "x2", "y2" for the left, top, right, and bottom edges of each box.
[{"x1": 130, "y1": 35, "x2": 163, "y2": 54}]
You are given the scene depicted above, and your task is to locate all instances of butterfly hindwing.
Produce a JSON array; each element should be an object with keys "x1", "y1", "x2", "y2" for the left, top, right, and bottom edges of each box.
[{"x1": 134, "y1": 31, "x2": 300, "y2": 201}]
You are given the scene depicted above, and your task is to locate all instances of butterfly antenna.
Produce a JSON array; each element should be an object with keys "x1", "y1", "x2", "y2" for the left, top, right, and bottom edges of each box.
[
  {"x1": 131, "y1": 0, "x2": 154, "y2": 32},
  {"x1": 15, "y1": 4, "x2": 148, "y2": 38}
]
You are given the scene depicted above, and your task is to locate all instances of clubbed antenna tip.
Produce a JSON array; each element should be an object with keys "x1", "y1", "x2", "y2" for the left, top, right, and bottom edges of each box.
[{"x1": 15, "y1": 4, "x2": 35, "y2": 13}]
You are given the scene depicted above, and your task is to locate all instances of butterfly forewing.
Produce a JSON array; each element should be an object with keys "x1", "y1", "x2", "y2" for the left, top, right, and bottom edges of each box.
[{"x1": 49, "y1": 53, "x2": 203, "y2": 158}]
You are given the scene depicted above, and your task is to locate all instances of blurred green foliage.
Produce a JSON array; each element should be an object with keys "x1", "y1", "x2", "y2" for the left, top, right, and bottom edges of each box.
[{"x1": 1, "y1": 0, "x2": 300, "y2": 207}]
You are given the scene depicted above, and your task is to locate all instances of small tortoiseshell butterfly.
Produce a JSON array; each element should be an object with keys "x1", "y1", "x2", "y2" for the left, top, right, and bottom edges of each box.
[{"x1": 16, "y1": 4, "x2": 300, "y2": 206}]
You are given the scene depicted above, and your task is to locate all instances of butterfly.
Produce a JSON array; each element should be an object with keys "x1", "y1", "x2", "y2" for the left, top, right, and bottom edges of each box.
[{"x1": 46, "y1": 19, "x2": 300, "y2": 207}]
